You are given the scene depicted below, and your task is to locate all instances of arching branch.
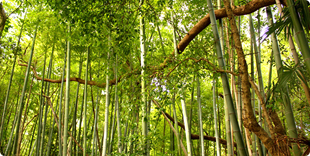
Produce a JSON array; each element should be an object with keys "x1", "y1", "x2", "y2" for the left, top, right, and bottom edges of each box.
[
  {"x1": 18, "y1": 60, "x2": 140, "y2": 88},
  {"x1": 177, "y1": 0, "x2": 286, "y2": 52}
]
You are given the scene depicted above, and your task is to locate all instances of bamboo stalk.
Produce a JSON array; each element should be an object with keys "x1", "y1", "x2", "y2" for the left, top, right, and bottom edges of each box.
[
  {"x1": 83, "y1": 46, "x2": 90, "y2": 156},
  {"x1": 180, "y1": 85, "x2": 192, "y2": 156},
  {"x1": 266, "y1": 7, "x2": 301, "y2": 155},
  {"x1": 197, "y1": 76, "x2": 205, "y2": 156},
  {"x1": 101, "y1": 34, "x2": 111, "y2": 156},
  {"x1": 206, "y1": 0, "x2": 247, "y2": 155},
  {"x1": 0, "y1": 12, "x2": 25, "y2": 144},
  {"x1": 63, "y1": 22, "x2": 71, "y2": 156},
  {"x1": 59, "y1": 50, "x2": 67, "y2": 156},
  {"x1": 11, "y1": 22, "x2": 39, "y2": 156}
]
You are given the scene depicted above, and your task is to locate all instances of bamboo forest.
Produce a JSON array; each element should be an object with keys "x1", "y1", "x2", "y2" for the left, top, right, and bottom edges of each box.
[{"x1": 1, "y1": 0, "x2": 310, "y2": 155}]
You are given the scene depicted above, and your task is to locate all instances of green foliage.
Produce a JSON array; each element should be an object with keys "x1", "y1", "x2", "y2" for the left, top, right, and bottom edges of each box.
[{"x1": 0, "y1": 0, "x2": 310, "y2": 155}]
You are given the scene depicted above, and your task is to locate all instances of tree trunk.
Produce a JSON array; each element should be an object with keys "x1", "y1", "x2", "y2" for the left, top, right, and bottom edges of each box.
[{"x1": 224, "y1": 0, "x2": 290, "y2": 155}]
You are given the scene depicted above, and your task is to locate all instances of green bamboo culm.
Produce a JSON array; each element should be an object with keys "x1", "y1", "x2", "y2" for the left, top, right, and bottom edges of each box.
[
  {"x1": 78, "y1": 92, "x2": 85, "y2": 156},
  {"x1": 92, "y1": 75, "x2": 100, "y2": 156},
  {"x1": 0, "y1": 11, "x2": 26, "y2": 145},
  {"x1": 11, "y1": 22, "x2": 39, "y2": 156},
  {"x1": 101, "y1": 34, "x2": 111, "y2": 156},
  {"x1": 266, "y1": 7, "x2": 302, "y2": 156},
  {"x1": 115, "y1": 54, "x2": 122, "y2": 153},
  {"x1": 58, "y1": 46, "x2": 67, "y2": 156},
  {"x1": 213, "y1": 68, "x2": 220, "y2": 156},
  {"x1": 197, "y1": 76, "x2": 205, "y2": 156},
  {"x1": 83, "y1": 46, "x2": 90, "y2": 156},
  {"x1": 45, "y1": 37, "x2": 56, "y2": 156},
  {"x1": 205, "y1": 0, "x2": 248, "y2": 155},
  {"x1": 73, "y1": 56, "x2": 82, "y2": 156},
  {"x1": 172, "y1": 92, "x2": 181, "y2": 155},
  {"x1": 250, "y1": 29, "x2": 256, "y2": 156},
  {"x1": 249, "y1": 13, "x2": 257, "y2": 156},
  {"x1": 41, "y1": 48, "x2": 54, "y2": 155},
  {"x1": 249, "y1": 14, "x2": 265, "y2": 107},
  {"x1": 249, "y1": 12, "x2": 265, "y2": 156},
  {"x1": 36, "y1": 49, "x2": 47, "y2": 156},
  {"x1": 63, "y1": 22, "x2": 71, "y2": 156},
  {"x1": 180, "y1": 84, "x2": 192, "y2": 156},
  {"x1": 286, "y1": 0, "x2": 310, "y2": 74},
  {"x1": 256, "y1": 9, "x2": 264, "y2": 156},
  {"x1": 140, "y1": 0, "x2": 148, "y2": 155}
]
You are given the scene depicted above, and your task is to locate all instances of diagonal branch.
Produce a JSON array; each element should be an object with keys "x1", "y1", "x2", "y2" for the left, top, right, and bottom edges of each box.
[
  {"x1": 177, "y1": 0, "x2": 286, "y2": 52},
  {"x1": 8, "y1": 1, "x2": 23, "y2": 18}
]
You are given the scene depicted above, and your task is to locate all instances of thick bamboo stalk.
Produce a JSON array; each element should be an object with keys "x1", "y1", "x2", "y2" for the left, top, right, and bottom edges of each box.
[
  {"x1": 224, "y1": 19, "x2": 234, "y2": 156},
  {"x1": 286, "y1": 0, "x2": 310, "y2": 75},
  {"x1": 266, "y1": 7, "x2": 301, "y2": 156},
  {"x1": 101, "y1": 34, "x2": 111, "y2": 156},
  {"x1": 180, "y1": 86, "x2": 192, "y2": 156},
  {"x1": 140, "y1": 0, "x2": 148, "y2": 155},
  {"x1": 206, "y1": 0, "x2": 247, "y2": 155},
  {"x1": 274, "y1": 0, "x2": 310, "y2": 106}
]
